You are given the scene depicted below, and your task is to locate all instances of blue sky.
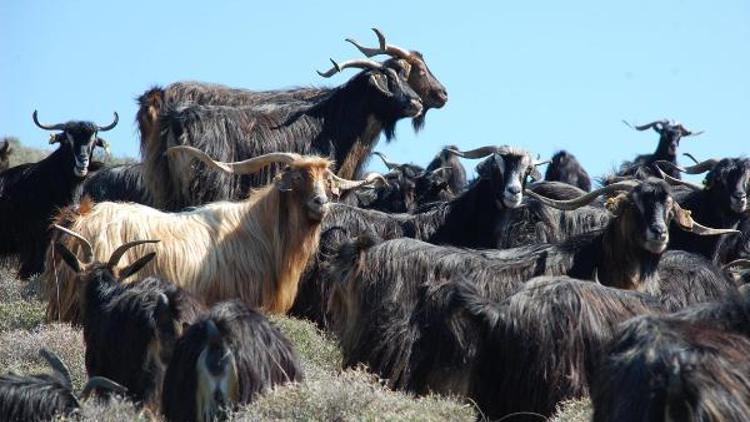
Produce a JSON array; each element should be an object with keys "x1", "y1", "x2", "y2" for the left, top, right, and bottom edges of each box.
[{"x1": 2, "y1": 1, "x2": 748, "y2": 179}]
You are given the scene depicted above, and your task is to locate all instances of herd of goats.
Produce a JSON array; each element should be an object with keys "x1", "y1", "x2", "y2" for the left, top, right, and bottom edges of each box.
[{"x1": 0, "y1": 28, "x2": 749, "y2": 421}]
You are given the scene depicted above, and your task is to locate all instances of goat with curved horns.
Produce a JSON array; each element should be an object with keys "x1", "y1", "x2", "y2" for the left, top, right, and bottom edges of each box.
[{"x1": 44, "y1": 147, "x2": 383, "y2": 322}]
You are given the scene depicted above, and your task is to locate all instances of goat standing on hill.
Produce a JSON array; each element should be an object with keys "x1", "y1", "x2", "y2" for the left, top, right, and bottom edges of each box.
[
  {"x1": 45, "y1": 146, "x2": 382, "y2": 322},
  {"x1": 0, "y1": 111, "x2": 115, "y2": 278}
]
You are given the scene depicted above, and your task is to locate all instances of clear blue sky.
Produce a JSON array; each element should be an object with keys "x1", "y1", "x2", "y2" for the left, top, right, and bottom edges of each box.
[{"x1": 2, "y1": 1, "x2": 748, "y2": 179}]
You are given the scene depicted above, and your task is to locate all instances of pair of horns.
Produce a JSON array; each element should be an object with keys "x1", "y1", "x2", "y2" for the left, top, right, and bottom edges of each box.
[
  {"x1": 445, "y1": 146, "x2": 549, "y2": 166},
  {"x1": 53, "y1": 224, "x2": 158, "y2": 269},
  {"x1": 317, "y1": 28, "x2": 412, "y2": 78},
  {"x1": 33, "y1": 111, "x2": 119, "y2": 132},
  {"x1": 373, "y1": 151, "x2": 450, "y2": 178},
  {"x1": 167, "y1": 146, "x2": 384, "y2": 191},
  {"x1": 39, "y1": 348, "x2": 126, "y2": 400},
  {"x1": 525, "y1": 180, "x2": 739, "y2": 237},
  {"x1": 654, "y1": 158, "x2": 719, "y2": 192},
  {"x1": 622, "y1": 119, "x2": 704, "y2": 137}
]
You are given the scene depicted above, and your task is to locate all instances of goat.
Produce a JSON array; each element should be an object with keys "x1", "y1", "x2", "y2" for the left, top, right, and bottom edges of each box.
[
  {"x1": 618, "y1": 119, "x2": 703, "y2": 179},
  {"x1": 140, "y1": 40, "x2": 433, "y2": 210},
  {"x1": 44, "y1": 147, "x2": 381, "y2": 322},
  {"x1": 51, "y1": 225, "x2": 204, "y2": 407},
  {"x1": 0, "y1": 348, "x2": 125, "y2": 421},
  {"x1": 424, "y1": 145, "x2": 467, "y2": 195},
  {"x1": 79, "y1": 163, "x2": 153, "y2": 205},
  {"x1": 544, "y1": 150, "x2": 591, "y2": 191},
  {"x1": 457, "y1": 276, "x2": 663, "y2": 419},
  {"x1": 0, "y1": 140, "x2": 12, "y2": 171},
  {"x1": 0, "y1": 111, "x2": 115, "y2": 278},
  {"x1": 657, "y1": 157, "x2": 750, "y2": 264},
  {"x1": 591, "y1": 312, "x2": 750, "y2": 421},
  {"x1": 162, "y1": 300, "x2": 303, "y2": 422}
]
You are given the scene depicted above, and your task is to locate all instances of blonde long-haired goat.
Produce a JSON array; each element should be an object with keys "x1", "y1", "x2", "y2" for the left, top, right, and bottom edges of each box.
[{"x1": 44, "y1": 146, "x2": 381, "y2": 322}]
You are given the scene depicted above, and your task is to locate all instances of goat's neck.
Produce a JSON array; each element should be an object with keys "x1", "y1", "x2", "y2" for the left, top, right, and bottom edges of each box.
[
  {"x1": 239, "y1": 186, "x2": 322, "y2": 313},
  {"x1": 597, "y1": 216, "x2": 660, "y2": 292},
  {"x1": 653, "y1": 139, "x2": 676, "y2": 163}
]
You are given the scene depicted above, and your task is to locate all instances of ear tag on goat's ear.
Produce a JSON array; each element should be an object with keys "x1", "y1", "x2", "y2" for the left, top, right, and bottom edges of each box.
[{"x1": 673, "y1": 206, "x2": 694, "y2": 229}]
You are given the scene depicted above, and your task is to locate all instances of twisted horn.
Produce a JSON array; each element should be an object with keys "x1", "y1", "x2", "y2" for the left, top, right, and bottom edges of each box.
[
  {"x1": 96, "y1": 112, "x2": 119, "y2": 132},
  {"x1": 80, "y1": 376, "x2": 127, "y2": 399},
  {"x1": 525, "y1": 181, "x2": 641, "y2": 211},
  {"x1": 372, "y1": 151, "x2": 400, "y2": 170},
  {"x1": 32, "y1": 111, "x2": 66, "y2": 131},
  {"x1": 39, "y1": 349, "x2": 73, "y2": 389},
  {"x1": 656, "y1": 158, "x2": 718, "y2": 175},
  {"x1": 53, "y1": 224, "x2": 94, "y2": 264},
  {"x1": 346, "y1": 28, "x2": 413, "y2": 60},
  {"x1": 329, "y1": 171, "x2": 387, "y2": 191},
  {"x1": 673, "y1": 203, "x2": 741, "y2": 236},
  {"x1": 654, "y1": 163, "x2": 704, "y2": 191},
  {"x1": 166, "y1": 146, "x2": 299, "y2": 175},
  {"x1": 107, "y1": 239, "x2": 159, "y2": 269},
  {"x1": 623, "y1": 119, "x2": 667, "y2": 132},
  {"x1": 445, "y1": 146, "x2": 510, "y2": 160},
  {"x1": 317, "y1": 58, "x2": 384, "y2": 78}
]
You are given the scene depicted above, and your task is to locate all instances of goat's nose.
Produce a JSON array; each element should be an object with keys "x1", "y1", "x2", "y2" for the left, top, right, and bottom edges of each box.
[
  {"x1": 733, "y1": 192, "x2": 747, "y2": 200},
  {"x1": 313, "y1": 196, "x2": 328, "y2": 206},
  {"x1": 436, "y1": 90, "x2": 448, "y2": 103},
  {"x1": 507, "y1": 185, "x2": 522, "y2": 195},
  {"x1": 651, "y1": 225, "x2": 668, "y2": 240}
]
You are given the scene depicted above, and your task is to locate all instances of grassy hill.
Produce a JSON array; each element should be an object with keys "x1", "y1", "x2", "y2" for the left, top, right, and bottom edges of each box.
[{"x1": 1, "y1": 136, "x2": 137, "y2": 168}]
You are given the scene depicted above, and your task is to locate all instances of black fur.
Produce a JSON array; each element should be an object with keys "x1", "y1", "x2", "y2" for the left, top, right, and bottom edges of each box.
[
  {"x1": 617, "y1": 122, "x2": 695, "y2": 179},
  {"x1": 0, "y1": 368, "x2": 79, "y2": 421},
  {"x1": 545, "y1": 150, "x2": 591, "y2": 191},
  {"x1": 0, "y1": 121, "x2": 104, "y2": 278},
  {"x1": 162, "y1": 300, "x2": 303, "y2": 422},
  {"x1": 0, "y1": 140, "x2": 11, "y2": 172},
  {"x1": 79, "y1": 163, "x2": 153, "y2": 205}
]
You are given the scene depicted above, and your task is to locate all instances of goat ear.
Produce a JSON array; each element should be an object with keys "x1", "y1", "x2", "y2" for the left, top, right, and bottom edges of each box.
[
  {"x1": 672, "y1": 203, "x2": 695, "y2": 230},
  {"x1": 368, "y1": 73, "x2": 393, "y2": 97},
  {"x1": 604, "y1": 193, "x2": 628, "y2": 217},
  {"x1": 54, "y1": 242, "x2": 82, "y2": 273},
  {"x1": 154, "y1": 293, "x2": 174, "y2": 334},
  {"x1": 49, "y1": 133, "x2": 62, "y2": 145},
  {"x1": 118, "y1": 252, "x2": 156, "y2": 281}
]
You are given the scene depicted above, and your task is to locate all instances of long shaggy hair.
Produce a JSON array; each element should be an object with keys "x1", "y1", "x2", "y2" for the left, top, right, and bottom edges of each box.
[
  {"x1": 162, "y1": 300, "x2": 303, "y2": 422},
  {"x1": 44, "y1": 157, "x2": 332, "y2": 322},
  {"x1": 79, "y1": 163, "x2": 153, "y2": 206},
  {"x1": 0, "y1": 365, "x2": 79, "y2": 421},
  {"x1": 139, "y1": 68, "x2": 420, "y2": 210},
  {"x1": 457, "y1": 276, "x2": 662, "y2": 419},
  {"x1": 544, "y1": 150, "x2": 592, "y2": 192},
  {"x1": 591, "y1": 314, "x2": 750, "y2": 421}
]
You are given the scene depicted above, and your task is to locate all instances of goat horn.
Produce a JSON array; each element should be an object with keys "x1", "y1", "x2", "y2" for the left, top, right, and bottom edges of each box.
[
  {"x1": 39, "y1": 349, "x2": 73, "y2": 389},
  {"x1": 96, "y1": 112, "x2": 119, "y2": 132},
  {"x1": 622, "y1": 119, "x2": 667, "y2": 132},
  {"x1": 656, "y1": 158, "x2": 718, "y2": 175},
  {"x1": 445, "y1": 146, "x2": 509, "y2": 159},
  {"x1": 167, "y1": 146, "x2": 300, "y2": 175},
  {"x1": 372, "y1": 151, "x2": 400, "y2": 170},
  {"x1": 107, "y1": 239, "x2": 160, "y2": 269},
  {"x1": 683, "y1": 153, "x2": 700, "y2": 165},
  {"x1": 32, "y1": 111, "x2": 66, "y2": 131},
  {"x1": 429, "y1": 166, "x2": 452, "y2": 176},
  {"x1": 53, "y1": 224, "x2": 94, "y2": 264},
  {"x1": 654, "y1": 163, "x2": 704, "y2": 191},
  {"x1": 723, "y1": 259, "x2": 750, "y2": 271},
  {"x1": 525, "y1": 181, "x2": 641, "y2": 211},
  {"x1": 80, "y1": 376, "x2": 127, "y2": 399},
  {"x1": 330, "y1": 171, "x2": 388, "y2": 191},
  {"x1": 672, "y1": 203, "x2": 741, "y2": 236},
  {"x1": 346, "y1": 28, "x2": 413, "y2": 60},
  {"x1": 317, "y1": 58, "x2": 384, "y2": 78},
  {"x1": 534, "y1": 159, "x2": 551, "y2": 167}
]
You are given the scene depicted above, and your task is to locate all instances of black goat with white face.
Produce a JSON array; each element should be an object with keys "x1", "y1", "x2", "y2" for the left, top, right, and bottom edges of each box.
[
  {"x1": 618, "y1": 119, "x2": 703, "y2": 179},
  {"x1": 0, "y1": 111, "x2": 115, "y2": 278},
  {"x1": 657, "y1": 157, "x2": 750, "y2": 263},
  {"x1": 52, "y1": 225, "x2": 204, "y2": 409},
  {"x1": 162, "y1": 300, "x2": 303, "y2": 422},
  {"x1": 0, "y1": 349, "x2": 125, "y2": 421},
  {"x1": 544, "y1": 150, "x2": 591, "y2": 192}
]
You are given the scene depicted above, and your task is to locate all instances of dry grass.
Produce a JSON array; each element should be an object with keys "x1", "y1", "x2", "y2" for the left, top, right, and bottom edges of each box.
[
  {"x1": 549, "y1": 397, "x2": 593, "y2": 422},
  {"x1": 0, "y1": 263, "x2": 475, "y2": 421},
  {"x1": 1, "y1": 136, "x2": 136, "y2": 168}
]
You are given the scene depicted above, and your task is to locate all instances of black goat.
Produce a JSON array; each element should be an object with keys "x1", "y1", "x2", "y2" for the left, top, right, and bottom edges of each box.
[
  {"x1": 52, "y1": 225, "x2": 204, "y2": 408},
  {"x1": 458, "y1": 276, "x2": 662, "y2": 419},
  {"x1": 424, "y1": 145, "x2": 467, "y2": 195},
  {"x1": 0, "y1": 111, "x2": 115, "y2": 278},
  {"x1": 0, "y1": 140, "x2": 11, "y2": 171},
  {"x1": 544, "y1": 150, "x2": 591, "y2": 191},
  {"x1": 142, "y1": 61, "x2": 421, "y2": 210},
  {"x1": 658, "y1": 157, "x2": 750, "y2": 264},
  {"x1": 591, "y1": 312, "x2": 750, "y2": 421},
  {"x1": 162, "y1": 300, "x2": 303, "y2": 422},
  {"x1": 78, "y1": 163, "x2": 153, "y2": 205},
  {"x1": 618, "y1": 119, "x2": 703, "y2": 179},
  {"x1": 0, "y1": 349, "x2": 125, "y2": 421}
]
